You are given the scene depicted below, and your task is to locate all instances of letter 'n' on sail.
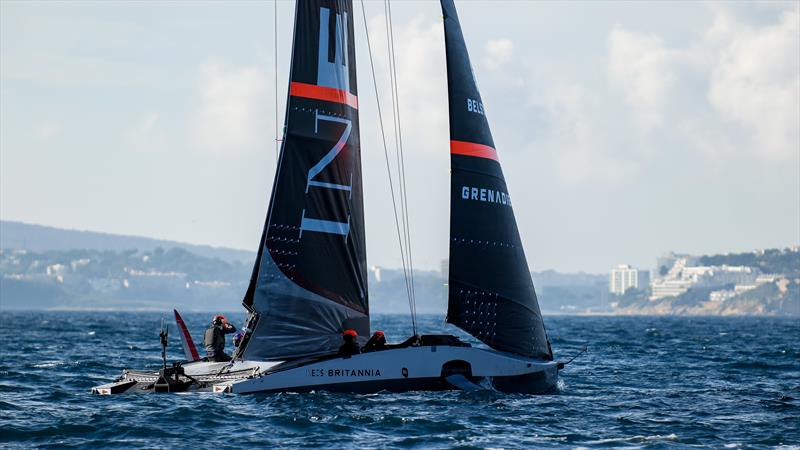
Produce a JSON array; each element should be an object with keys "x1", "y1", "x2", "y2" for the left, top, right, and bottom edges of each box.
[
  {"x1": 441, "y1": 0, "x2": 552, "y2": 360},
  {"x1": 239, "y1": 0, "x2": 369, "y2": 361}
]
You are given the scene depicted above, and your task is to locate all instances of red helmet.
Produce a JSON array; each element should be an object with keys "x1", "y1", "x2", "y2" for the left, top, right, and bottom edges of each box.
[
  {"x1": 374, "y1": 331, "x2": 384, "y2": 336},
  {"x1": 342, "y1": 329, "x2": 358, "y2": 337}
]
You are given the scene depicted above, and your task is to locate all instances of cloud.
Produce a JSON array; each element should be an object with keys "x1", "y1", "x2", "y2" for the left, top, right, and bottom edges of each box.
[
  {"x1": 36, "y1": 121, "x2": 62, "y2": 140},
  {"x1": 540, "y1": 84, "x2": 638, "y2": 186},
  {"x1": 605, "y1": 4, "x2": 798, "y2": 164},
  {"x1": 485, "y1": 39, "x2": 514, "y2": 68},
  {"x1": 365, "y1": 13, "x2": 448, "y2": 157},
  {"x1": 123, "y1": 111, "x2": 163, "y2": 149},
  {"x1": 1, "y1": 51, "x2": 164, "y2": 88},
  {"x1": 708, "y1": 7, "x2": 799, "y2": 161},
  {"x1": 139, "y1": 112, "x2": 160, "y2": 136},
  {"x1": 193, "y1": 60, "x2": 269, "y2": 153},
  {"x1": 608, "y1": 28, "x2": 684, "y2": 130}
]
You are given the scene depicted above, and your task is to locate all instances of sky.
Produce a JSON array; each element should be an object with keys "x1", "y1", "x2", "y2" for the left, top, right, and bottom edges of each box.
[{"x1": 1, "y1": 0, "x2": 798, "y2": 274}]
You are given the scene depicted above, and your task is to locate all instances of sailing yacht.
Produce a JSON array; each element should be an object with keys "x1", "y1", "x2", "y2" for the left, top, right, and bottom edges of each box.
[{"x1": 92, "y1": 0, "x2": 560, "y2": 396}]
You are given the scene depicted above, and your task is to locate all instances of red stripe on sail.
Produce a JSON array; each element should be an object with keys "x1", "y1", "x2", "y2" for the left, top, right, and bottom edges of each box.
[
  {"x1": 450, "y1": 140, "x2": 499, "y2": 161},
  {"x1": 290, "y1": 82, "x2": 358, "y2": 109}
]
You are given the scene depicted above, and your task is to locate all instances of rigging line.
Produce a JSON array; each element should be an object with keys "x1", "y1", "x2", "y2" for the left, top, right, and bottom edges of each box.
[
  {"x1": 388, "y1": 0, "x2": 417, "y2": 323},
  {"x1": 382, "y1": 0, "x2": 412, "y2": 325},
  {"x1": 378, "y1": 0, "x2": 416, "y2": 335},
  {"x1": 359, "y1": 0, "x2": 416, "y2": 336},
  {"x1": 385, "y1": 1, "x2": 414, "y2": 312},
  {"x1": 382, "y1": 0, "x2": 411, "y2": 315},
  {"x1": 364, "y1": 0, "x2": 415, "y2": 334},
  {"x1": 379, "y1": 0, "x2": 416, "y2": 336},
  {"x1": 386, "y1": 0, "x2": 418, "y2": 327}
]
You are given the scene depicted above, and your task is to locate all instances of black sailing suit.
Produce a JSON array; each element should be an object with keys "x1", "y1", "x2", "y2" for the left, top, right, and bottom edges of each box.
[
  {"x1": 361, "y1": 334, "x2": 386, "y2": 353},
  {"x1": 338, "y1": 335, "x2": 360, "y2": 357},
  {"x1": 203, "y1": 323, "x2": 237, "y2": 362}
]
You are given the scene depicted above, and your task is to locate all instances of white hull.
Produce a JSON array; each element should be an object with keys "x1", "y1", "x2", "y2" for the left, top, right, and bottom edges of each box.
[
  {"x1": 93, "y1": 344, "x2": 559, "y2": 395},
  {"x1": 216, "y1": 346, "x2": 558, "y2": 394}
]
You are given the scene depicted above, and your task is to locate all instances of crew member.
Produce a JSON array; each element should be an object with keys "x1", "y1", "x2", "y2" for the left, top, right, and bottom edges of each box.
[
  {"x1": 203, "y1": 314, "x2": 237, "y2": 362},
  {"x1": 338, "y1": 329, "x2": 360, "y2": 356},
  {"x1": 362, "y1": 331, "x2": 387, "y2": 353}
]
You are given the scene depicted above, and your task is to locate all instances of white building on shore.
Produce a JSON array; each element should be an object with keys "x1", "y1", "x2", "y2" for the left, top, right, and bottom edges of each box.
[
  {"x1": 650, "y1": 256, "x2": 760, "y2": 300},
  {"x1": 610, "y1": 264, "x2": 650, "y2": 295}
]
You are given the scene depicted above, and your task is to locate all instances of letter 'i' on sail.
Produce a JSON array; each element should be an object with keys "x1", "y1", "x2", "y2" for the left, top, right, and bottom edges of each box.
[
  {"x1": 240, "y1": 0, "x2": 369, "y2": 361},
  {"x1": 441, "y1": 0, "x2": 553, "y2": 360}
]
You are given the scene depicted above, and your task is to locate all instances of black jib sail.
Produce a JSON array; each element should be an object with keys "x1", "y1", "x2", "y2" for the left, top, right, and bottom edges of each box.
[
  {"x1": 441, "y1": 0, "x2": 552, "y2": 360},
  {"x1": 240, "y1": 0, "x2": 369, "y2": 361}
]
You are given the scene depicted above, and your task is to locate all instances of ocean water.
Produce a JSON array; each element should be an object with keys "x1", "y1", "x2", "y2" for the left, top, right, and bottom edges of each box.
[{"x1": 0, "y1": 312, "x2": 797, "y2": 449}]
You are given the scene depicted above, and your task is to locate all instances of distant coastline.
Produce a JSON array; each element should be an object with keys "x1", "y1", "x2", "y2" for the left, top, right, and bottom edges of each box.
[{"x1": 1, "y1": 220, "x2": 796, "y2": 316}]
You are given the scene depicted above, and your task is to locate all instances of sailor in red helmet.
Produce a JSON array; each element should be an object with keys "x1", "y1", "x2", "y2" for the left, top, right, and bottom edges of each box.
[
  {"x1": 362, "y1": 331, "x2": 387, "y2": 353},
  {"x1": 338, "y1": 329, "x2": 361, "y2": 356},
  {"x1": 203, "y1": 314, "x2": 237, "y2": 362}
]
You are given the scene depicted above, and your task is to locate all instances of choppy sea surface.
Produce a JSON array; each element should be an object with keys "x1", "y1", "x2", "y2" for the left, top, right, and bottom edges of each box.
[{"x1": 0, "y1": 312, "x2": 798, "y2": 449}]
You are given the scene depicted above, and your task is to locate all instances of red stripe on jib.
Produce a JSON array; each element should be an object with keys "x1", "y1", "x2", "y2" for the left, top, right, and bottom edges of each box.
[
  {"x1": 290, "y1": 82, "x2": 358, "y2": 109},
  {"x1": 450, "y1": 140, "x2": 499, "y2": 161}
]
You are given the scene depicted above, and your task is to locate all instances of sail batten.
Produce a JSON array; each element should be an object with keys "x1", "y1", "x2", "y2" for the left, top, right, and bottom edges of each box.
[
  {"x1": 442, "y1": 0, "x2": 552, "y2": 360},
  {"x1": 241, "y1": 0, "x2": 368, "y2": 361}
]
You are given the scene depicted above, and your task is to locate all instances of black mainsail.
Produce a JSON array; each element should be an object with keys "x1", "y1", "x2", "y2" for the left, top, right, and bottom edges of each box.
[
  {"x1": 240, "y1": 0, "x2": 369, "y2": 361},
  {"x1": 441, "y1": 0, "x2": 552, "y2": 360}
]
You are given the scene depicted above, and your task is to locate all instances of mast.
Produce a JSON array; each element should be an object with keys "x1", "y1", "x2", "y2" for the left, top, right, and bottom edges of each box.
[
  {"x1": 240, "y1": 0, "x2": 369, "y2": 361},
  {"x1": 441, "y1": 0, "x2": 552, "y2": 360}
]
